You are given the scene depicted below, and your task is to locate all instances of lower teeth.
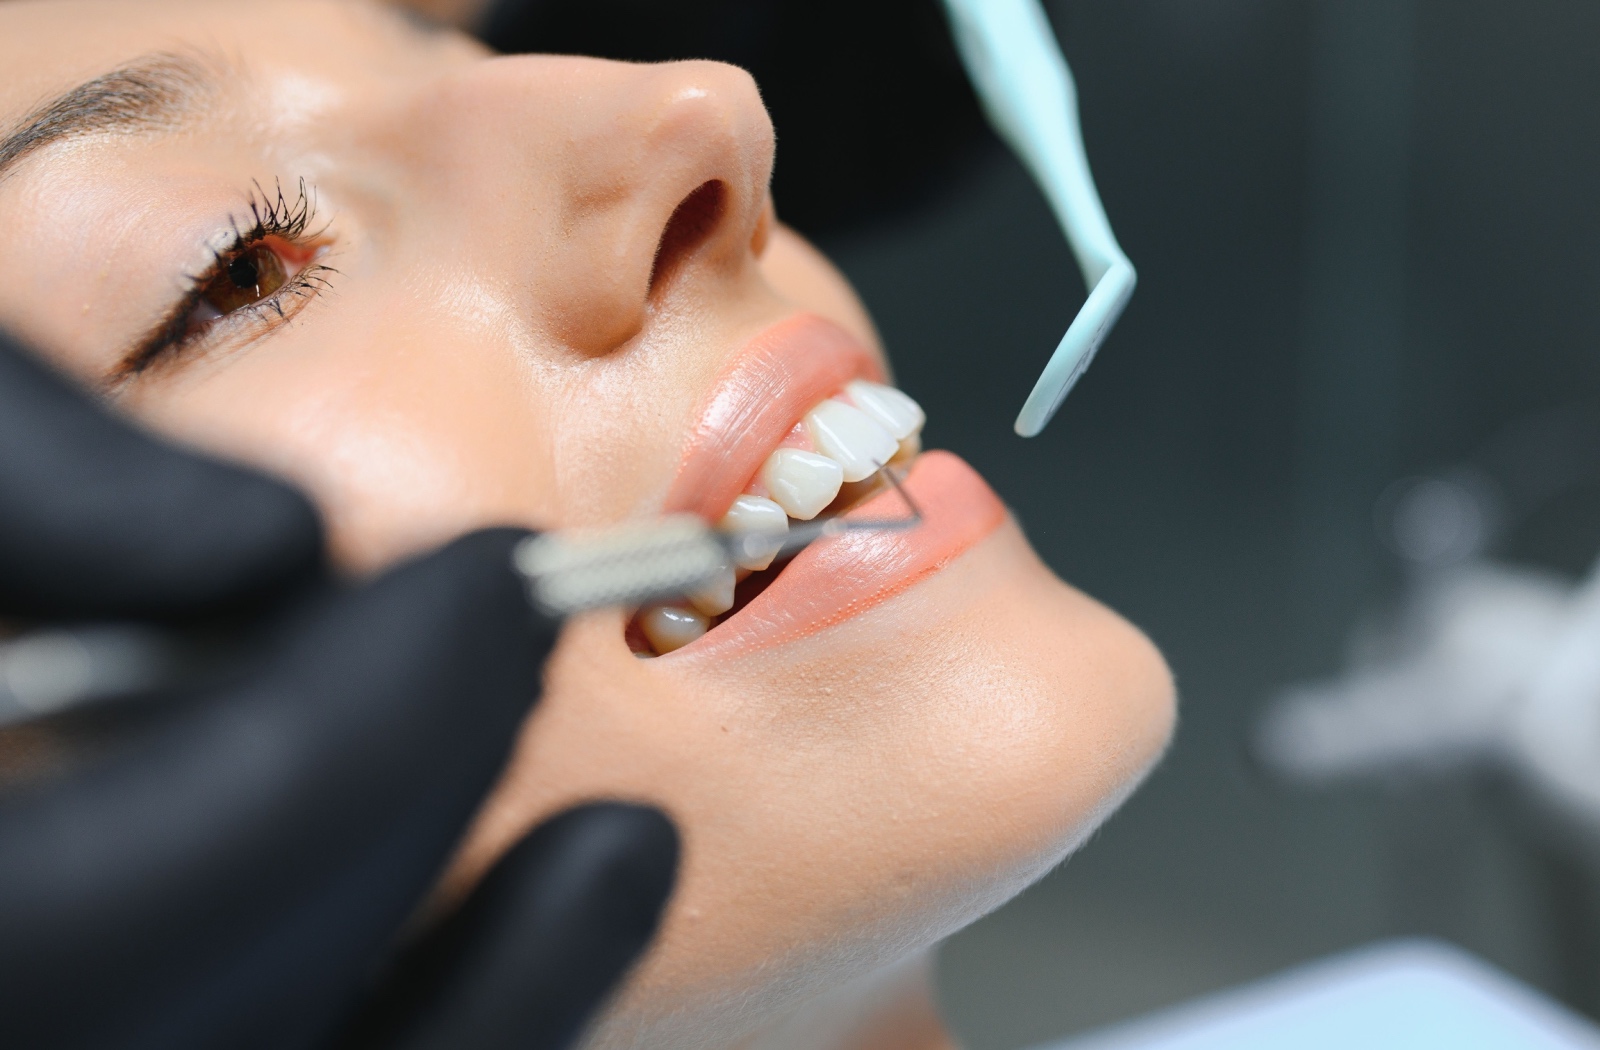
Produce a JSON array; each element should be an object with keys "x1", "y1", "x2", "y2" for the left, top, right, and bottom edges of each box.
[
  {"x1": 687, "y1": 567, "x2": 737, "y2": 618},
  {"x1": 638, "y1": 605, "x2": 709, "y2": 654}
]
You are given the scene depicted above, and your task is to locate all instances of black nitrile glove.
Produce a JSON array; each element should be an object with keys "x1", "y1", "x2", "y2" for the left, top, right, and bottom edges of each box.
[{"x1": 0, "y1": 329, "x2": 678, "y2": 1050}]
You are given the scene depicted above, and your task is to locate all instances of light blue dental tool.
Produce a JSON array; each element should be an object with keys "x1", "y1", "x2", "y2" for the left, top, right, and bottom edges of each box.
[{"x1": 940, "y1": 0, "x2": 1136, "y2": 437}]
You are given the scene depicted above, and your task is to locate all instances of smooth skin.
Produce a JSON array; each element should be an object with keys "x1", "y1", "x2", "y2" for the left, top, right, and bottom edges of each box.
[{"x1": 0, "y1": 3, "x2": 1175, "y2": 1048}]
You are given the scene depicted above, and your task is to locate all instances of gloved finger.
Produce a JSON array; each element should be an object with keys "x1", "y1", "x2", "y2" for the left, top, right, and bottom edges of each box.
[
  {"x1": 0, "y1": 528, "x2": 553, "y2": 1050},
  {"x1": 0, "y1": 328, "x2": 323, "y2": 621},
  {"x1": 338, "y1": 803, "x2": 679, "y2": 1050}
]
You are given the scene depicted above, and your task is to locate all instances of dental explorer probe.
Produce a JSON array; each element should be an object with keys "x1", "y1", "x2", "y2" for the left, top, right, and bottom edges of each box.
[
  {"x1": 514, "y1": 463, "x2": 923, "y2": 618},
  {"x1": 940, "y1": 0, "x2": 1138, "y2": 437}
]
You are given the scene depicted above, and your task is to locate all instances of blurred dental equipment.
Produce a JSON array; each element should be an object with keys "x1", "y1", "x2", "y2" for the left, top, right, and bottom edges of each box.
[
  {"x1": 1256, "y1": 405, "x2": 1600, "y2": 850},
  {"x1": 941, "y1": 0, "x2": 1137, "y2": 437},
  {"x1": 1044, "y1": 939, "x2": 1600, "y2": 1050},
  {"x1": 1257, "y1": 559, "x2": 1600, "y2": 812},
  {"x1": 0, "y1": 624, "x2": 189, "y2": 722}
]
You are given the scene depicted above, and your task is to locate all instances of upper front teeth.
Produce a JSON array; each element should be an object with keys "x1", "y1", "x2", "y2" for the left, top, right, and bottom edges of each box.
[
  {"x1": 805, "y1": 399, "x2": 901, "y2": 483},
  {"x1": 844, "y1": 379, "x2": 924, "y2": 440},
  {"x1": 719, "y1": 494, "x2": 789, "y2": 569},
  {"x1": 761, "y1": 449, "x2": 844, "y2": 520},
  {"x1": 752, "y1": 380, "x2": 924, "y2": 521}
]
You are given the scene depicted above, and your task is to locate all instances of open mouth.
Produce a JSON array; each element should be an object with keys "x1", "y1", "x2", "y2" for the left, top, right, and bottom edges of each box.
[{"x1": 628, "y1": 378, "x2": 926, "y2": 655}]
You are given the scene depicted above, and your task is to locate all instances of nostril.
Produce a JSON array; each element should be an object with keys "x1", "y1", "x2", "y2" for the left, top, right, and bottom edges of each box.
[{"x1": 648, "y1": 180, "x2": 727, "y2": 297}]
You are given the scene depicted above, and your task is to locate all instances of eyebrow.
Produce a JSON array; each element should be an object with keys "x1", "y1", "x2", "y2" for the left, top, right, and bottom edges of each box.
[{"x1": 0, "y1": 53, "x2": 217, "y2": 181}]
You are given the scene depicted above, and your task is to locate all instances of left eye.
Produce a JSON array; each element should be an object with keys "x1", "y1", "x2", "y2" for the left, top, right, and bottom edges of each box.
[{"x1": 192, "y1": 241, "x2": 290, "y2": 323}]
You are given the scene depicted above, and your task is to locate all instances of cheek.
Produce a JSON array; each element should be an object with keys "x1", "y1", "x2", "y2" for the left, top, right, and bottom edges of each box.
[
  {"x1": 742, "y1": 533, "x2": 1175, "y2": 897},
  {"x1": 927, "y1": 569, "x2": 1178, "y2": 865},
  {"x1": 119, "y1": 299, "x2": 561, "y2": 570}
]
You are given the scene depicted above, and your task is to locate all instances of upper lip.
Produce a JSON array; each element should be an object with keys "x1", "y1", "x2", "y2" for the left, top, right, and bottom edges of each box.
[
  {"x1": 653, "y1": 312, "x2": 1009, "y2": 656},
  {"x1": 663, "y1": 312, "x2": 885, "y2": 521}
]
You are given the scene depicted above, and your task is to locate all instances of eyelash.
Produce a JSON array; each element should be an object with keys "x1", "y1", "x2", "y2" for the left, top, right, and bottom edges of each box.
[{"x1": 114, "y1": 178, "x2": 337, "y2": 382}]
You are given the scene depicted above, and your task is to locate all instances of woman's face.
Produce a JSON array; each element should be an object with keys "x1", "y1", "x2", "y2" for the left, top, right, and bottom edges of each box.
[{"x1": 0, "y1": 2, "x2": 1175, "y2": 1045}]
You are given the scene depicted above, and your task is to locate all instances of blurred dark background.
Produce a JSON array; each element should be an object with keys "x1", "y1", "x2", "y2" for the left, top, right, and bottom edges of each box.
[
  {"x1": 487, "y1": 0, "x2": 1600, "y2": 1045},
  {"x1": 806, "y1": 1, "x2": 1600, "y2": 1047}
]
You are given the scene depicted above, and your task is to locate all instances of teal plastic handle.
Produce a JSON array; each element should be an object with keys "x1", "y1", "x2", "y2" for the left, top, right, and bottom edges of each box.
[{"x1": 941, "y1": 0, "x2": 1136, "y2": 437}]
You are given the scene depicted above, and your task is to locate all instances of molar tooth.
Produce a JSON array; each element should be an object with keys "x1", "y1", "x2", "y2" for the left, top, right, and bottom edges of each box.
[
  {"x1": 640, "y1": 606, "x2": 708, "y2": 654},
  {"x1": 719, "y1": 494, "x2": 789, "y2": 571},
  {"x1": 688, "y1": 567, "x2": 736, "y2": 617},
  {"x1": 805, "y1": 400, "x2": 898, "y2": 482},
  {"x1": 760, "y1": 448, "x2": 843, "y2": 520},
  {"x1": 845, "y1": 380, "x2": 925, "y2": 440}
]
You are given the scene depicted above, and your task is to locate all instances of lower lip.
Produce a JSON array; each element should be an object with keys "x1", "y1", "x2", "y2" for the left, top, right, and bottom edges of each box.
[{"x1": 687, "y1": 450, "x2": 1007, "y2": 656}]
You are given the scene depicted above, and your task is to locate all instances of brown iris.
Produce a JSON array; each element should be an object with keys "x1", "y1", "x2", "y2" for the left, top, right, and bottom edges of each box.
[{"x1": 201, "y1": 242, "x2": 288, "y2": 315}]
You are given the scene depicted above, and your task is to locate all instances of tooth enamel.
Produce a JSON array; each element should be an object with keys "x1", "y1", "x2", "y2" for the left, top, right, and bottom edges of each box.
[
  {"x1": 804, "y1": 400, "x2": 899, "y2": 483},
  {"x1": 760, "y1": 448, "x2": 844, "y2": 520},
  {"x1": 640, "y1": 605, "x2": 709, "y2": 654},
  {"x1": 719, "y1": 494, "x2": 789, "y2": 570},
  {"x1": 687, "y1": 567, "x2": 736, "y2": 617},
  {"x1": 892, "y1": 431, "x2": 921, "y2": 464},
  {"x1": 845, "y1": 380, "x2": 925, "y2": 441}
]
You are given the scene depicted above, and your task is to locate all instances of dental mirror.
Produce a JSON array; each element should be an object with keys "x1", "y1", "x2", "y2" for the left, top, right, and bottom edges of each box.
[{"x1": 941, "y1": 0, "x2": 1137, "y2": 437}]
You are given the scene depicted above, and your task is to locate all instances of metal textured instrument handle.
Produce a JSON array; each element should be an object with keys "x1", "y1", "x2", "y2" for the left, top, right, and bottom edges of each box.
[
  {"x1": 514, "y1": 466, "x2": 924, "y2": 617},
  {"x1": 513, "y1": 516, "x2": 731, "y2": 617}
]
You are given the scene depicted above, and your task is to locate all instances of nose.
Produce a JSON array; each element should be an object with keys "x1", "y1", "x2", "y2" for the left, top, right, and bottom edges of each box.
[{"x1": 402, "y1": 56, "x2": 776, "y2": 354}]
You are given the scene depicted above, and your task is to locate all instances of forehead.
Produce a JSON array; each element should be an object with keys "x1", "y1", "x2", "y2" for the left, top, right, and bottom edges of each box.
[{"x1": 0, "y1": 0, "x2": 476, "y2": 132}]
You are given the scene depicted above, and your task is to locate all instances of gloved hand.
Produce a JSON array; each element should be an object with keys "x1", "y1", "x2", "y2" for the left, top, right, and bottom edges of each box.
[{"x1": 0, "y1": 329, "x2": 678, "y2": 1050}]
